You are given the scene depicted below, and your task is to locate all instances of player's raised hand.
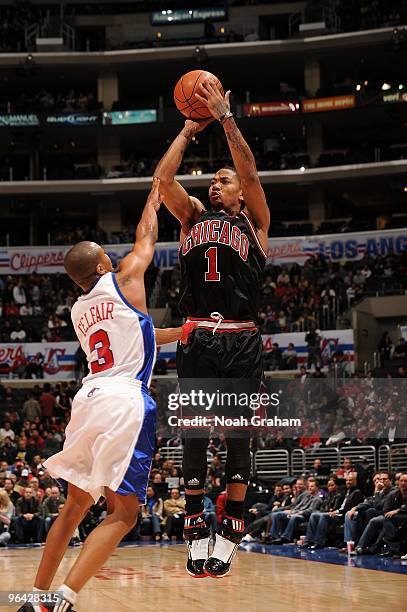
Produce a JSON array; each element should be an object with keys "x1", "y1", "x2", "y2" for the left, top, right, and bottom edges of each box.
[
  {"x1": 147, "y1": 176, "x2": 162, "y2": 211},
  {"x1": 195, "y1": 79, "x2": 231, "y2": 121}
]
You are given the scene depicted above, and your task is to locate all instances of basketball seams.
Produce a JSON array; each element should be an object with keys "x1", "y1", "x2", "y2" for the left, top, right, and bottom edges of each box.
[{"x1": 175, "y1": 69, "x2": 221, "y2": 119}]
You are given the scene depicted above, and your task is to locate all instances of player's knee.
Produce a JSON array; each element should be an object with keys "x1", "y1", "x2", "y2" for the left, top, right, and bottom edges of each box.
[{"x1": 113, "y1": 494, "x2": 139, "y2": 529}]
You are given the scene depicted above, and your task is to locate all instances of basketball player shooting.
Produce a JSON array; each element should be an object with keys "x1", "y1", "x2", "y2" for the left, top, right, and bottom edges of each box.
[
  {"x1": 155, "y1": 79, "x2": 270, "y2": 578},
  {"x1": 17, "y1": 178, "x2": 195, "y2": 612}
]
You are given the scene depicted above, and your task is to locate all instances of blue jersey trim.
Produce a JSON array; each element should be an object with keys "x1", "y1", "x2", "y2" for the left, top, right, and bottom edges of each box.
[{"x1": 137, "y1": 315, "x2": 155, "y2": 385}]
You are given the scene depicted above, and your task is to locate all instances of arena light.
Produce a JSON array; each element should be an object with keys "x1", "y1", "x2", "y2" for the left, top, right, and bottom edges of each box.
[
  {"x1": 300, "y1": 166, "x2": 306, "y2": 172},
  {"x1": 356, "y1": 84, "x2": 361, "y2": 92},
  {"x1": 399, "y1": 84, "x2": 405, "y2": 90},
  {"x1": 382, "y1": 82, "x2": 391, "y2": 90}
]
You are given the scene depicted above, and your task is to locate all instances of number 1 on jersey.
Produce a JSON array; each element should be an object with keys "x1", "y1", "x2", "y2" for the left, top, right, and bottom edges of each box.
[
  {"x1": 205, "y1": 246, "x2": 220, "y2": 281},
  {"x1": 89, "y1": 329, "x2": 114, "y2": 374}
]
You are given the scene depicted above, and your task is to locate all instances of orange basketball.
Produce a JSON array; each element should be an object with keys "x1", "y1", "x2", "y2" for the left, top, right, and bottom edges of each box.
[{"x1": 174, "y1": 69, "x2": 224, "y2": 120}]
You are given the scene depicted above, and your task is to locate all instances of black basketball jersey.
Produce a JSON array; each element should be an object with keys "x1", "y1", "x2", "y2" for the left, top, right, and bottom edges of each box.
[{"x1": 178, "y1": 209, "x2": 267, "y2": 321}]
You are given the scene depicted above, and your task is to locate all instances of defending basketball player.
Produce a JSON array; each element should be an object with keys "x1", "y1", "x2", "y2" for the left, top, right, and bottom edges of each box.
[
  {"x1": 17, "y1": 178, "x2": 195, "y2": 612},
  {"x1": 155, "y1": 79, "x2": 270, "y2": 578}
]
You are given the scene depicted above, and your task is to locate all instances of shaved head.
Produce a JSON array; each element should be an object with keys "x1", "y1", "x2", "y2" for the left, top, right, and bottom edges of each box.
[{"x1": 64, "y1": 241, "x2": 113, "y2": 290}]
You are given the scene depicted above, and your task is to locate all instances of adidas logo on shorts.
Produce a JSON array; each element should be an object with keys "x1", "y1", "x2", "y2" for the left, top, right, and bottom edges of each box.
[
  {"x1": 188, "y1": 478, "x2": 200, "y2": 485},
  {"x1": 231, "y1": 474, "x2": 244, "y2": 481}
]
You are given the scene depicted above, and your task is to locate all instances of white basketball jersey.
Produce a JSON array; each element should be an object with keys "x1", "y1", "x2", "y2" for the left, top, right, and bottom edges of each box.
[{"x1": 71, "y1": 272, "x2": 156, "y2": 386}]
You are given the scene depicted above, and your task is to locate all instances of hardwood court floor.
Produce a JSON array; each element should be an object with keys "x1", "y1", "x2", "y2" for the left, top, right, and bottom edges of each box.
[{"x1": 0, "y1": 544, "x2": 406, "y2": 612}]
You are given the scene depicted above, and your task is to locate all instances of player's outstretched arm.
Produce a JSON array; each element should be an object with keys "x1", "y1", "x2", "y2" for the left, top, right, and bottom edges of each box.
[
  {"x1": 195, "y1": 81, "x2": 270, "y2": 237},
  {"x1": 154, "y1": 119, "x2": 209, "y2": 230},
  {"x1": 155, "y1": 321, "x2": 197, "y2": 346},
  {"x1": 117, "y1": 178, "x2": 161, "y2": 280}
]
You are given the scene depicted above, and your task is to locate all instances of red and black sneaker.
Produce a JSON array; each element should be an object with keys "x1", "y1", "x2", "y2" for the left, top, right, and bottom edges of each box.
[
  {"x1": 17, "y1": 599, "x2": 75, "y2": 612},
  {"x1": 204, "y1": 516, "x2": 244, "y2": 579},
  {"x1": 183, "y1": 512, "x2": 211, "y2": 578}
]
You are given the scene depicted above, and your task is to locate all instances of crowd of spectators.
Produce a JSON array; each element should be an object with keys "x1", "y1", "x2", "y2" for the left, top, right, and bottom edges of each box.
[
  {"x1": 0, "y1": 370, "x2": 406, "y2": 553},
  {"x1": 0, "y1": 252, "x2": 405, "y2": 352},
  {"x1": 256, "y1": 253, "x2": 407, "y2": 335},
  {"x1": 0, "y1": 265, "x2": 158, "y2": 349},
  {"x1": 242, "y1": 470, "x2": 407, "y2": 558}
]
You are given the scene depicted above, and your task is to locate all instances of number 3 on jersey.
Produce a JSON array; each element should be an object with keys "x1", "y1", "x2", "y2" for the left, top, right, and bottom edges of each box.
[
  {"x1": 89, "y1": 329, "x2": 114, "y2": 373},
  {"x1": 205, "y1": 246, "x2": 220, "y2": 281}
]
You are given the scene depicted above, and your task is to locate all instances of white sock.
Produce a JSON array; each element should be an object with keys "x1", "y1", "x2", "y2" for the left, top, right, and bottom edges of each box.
[
  {"x1": 190, "y1": 537, "x2": 210, "y2": 560},
  {"x1": 210, "y1": 534, "x2": 239, "y2": 563},
  {"x1": 54, "y1": 584, "x2": 77, "y2": 611}
]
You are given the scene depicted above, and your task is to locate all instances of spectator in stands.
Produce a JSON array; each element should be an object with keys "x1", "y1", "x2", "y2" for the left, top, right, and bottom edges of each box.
[
  {"x1": 29, "y1": 476, "x2": 45, "y2": 502},
  {"x1": 282, "y1": 343, "x2": 298, "y2": 370},
  {"x1": 300, "y1": 477, "x2": 344, "y2": 548},
  {"x1": 393, "y1": 338, "x2": 407, "y2": 360},
  {"x1": 354, "y1": 472, "x2": 407, "y2": 555},
  {"x1": 0, "y1": 438, "x2": 17, "y2": 465},
  {"x1": 299, "y1": 421, "x2": 321, "y2": 449},
  {"x1": 21, "y1": 392, "x2": 41, "y2": 421},
  {"x1": 243, "y1": 483, "x2": 292, "y2": 542},
  {"x1": 381, "y1": 472, "x2": 407, "y2": 557},
  {"x1": 163, "y1": 488, "x2": 185, "y2": 541},
  {"x1": 344, "y1": 472, "x2": 394, "y2": 547},
  {"x1": 42, "y1": 431, "x2": 61, "y2": 458},
  {"x1": 14, "y1": 486, "x2": 42, "y2": 543},
  {"x1": 12, "y1": 279, "x2": 27, "y2": 306},
  {"x1": 39, "y1": 383, "x2": 56, "y2": 419},
  {"x1": 25, "y1": 353, "x2": 44, "y2": 379},
  {"x1": 269, "y1": 478, "x2": 322, "y2": 544},
  {"x1": 380, "y1": 414, "x2": 405, "y2": 445},
  {"x1": 307, "y1": 473, "x2": 364, "y2": 549},
  {"x1": 326, "y1": 422, "x2": 347, "y2": 447},
  {"x1": 265, "y1": 343, "x2": 283, "y2": 371},
  {"x1": 42, "y1": 485, "x2": 66, "y2": 535},
  {"x1": 10, "y1": 320, "x2": 27, "y2": 342},
  {"x1": 0, "y1": 421, "x2": 15, "y2": 442},
  {"x1": 2, "y1": 478, "x2": 20, "y2": 505},
  {"x1": 140, "y1": 485, "x2": 163, "y2": 541},
  {"x1": 277, "y1": 268, "x2": 290, "y2": 285},
  {"x1": 305, "y1": 327, "x2": 322, "y2": 369},
  {"x1": 265, "y1": 429, "x2": 292, "y2": 452},
  {"x1": 0, "y1": 489, "x2": 14, "y2": 547},
  {"x1": 378, "y1": 332, "x2": 394, "y2": 360},
  {"x1": 335, "y1": 457, "x2": 354, "y2": 478}
]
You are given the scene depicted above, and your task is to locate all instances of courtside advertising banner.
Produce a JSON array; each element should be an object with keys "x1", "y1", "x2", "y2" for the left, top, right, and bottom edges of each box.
[{"x1": 0, "y1": 228, "x2": 405, "y2": 274}]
